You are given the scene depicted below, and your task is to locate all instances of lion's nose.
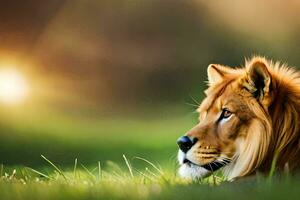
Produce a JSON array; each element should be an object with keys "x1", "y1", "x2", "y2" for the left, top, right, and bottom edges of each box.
[{"x1": 177, "y1": 136, "x2": 197, "y2": 153}]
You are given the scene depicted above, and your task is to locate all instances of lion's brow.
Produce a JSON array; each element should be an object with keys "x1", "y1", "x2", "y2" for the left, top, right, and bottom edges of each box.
[{"x1": 199, "y1": 79, "x2": 234, "y2": 114}]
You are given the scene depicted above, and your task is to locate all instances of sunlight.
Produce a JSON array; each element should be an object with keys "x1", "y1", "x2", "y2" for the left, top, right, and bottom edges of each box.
[{"x1": 0, "y1": 69, "x2": 29, "y2": 104}]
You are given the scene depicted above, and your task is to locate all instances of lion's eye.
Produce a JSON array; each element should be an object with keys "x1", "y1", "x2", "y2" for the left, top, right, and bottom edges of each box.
[{"x1": 220, "y1": 109, "x2": 232, "y2": 120}]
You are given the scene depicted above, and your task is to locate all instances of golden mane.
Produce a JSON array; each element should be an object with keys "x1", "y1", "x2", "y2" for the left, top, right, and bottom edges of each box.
[{"x1": 223, "y1": 57, "x2": 300, "y2": 179}]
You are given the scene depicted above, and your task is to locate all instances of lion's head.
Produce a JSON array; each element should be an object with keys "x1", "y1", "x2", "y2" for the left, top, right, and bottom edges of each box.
[{"x1": 177, "y1": 57, "x2": 300, "y2": 180}]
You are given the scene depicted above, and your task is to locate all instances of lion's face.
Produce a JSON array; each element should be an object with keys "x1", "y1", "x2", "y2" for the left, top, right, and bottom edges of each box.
[{"x1": 178, "y1": 59, "x2": 273, "y2": 180}]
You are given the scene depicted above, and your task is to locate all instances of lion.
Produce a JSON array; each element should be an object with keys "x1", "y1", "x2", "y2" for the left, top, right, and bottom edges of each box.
[{"x1": 177, "y1": 56, "x2": 300, "y2": 180}]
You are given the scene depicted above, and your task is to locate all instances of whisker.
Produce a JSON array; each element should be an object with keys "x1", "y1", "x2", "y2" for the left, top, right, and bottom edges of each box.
[
  {"x1": 189, "y1": 94, "x2": 200, "y2": 106},
  {"x1": 185, "y1": 102, "x2": 200, "y2": 108},
  {"x1": 208, "y1": 163, "x2": 213, "y2": 172},
  {"x1": 217, "y1": 160, "x2": 229, "y2": 166},
  {"x1": 220, "y1": 157, "x2": 231, "y2": 161},
  {"x1": 212, "y1": 162, "x2": 220, "y2": 168},
  {"x1": 219, "y1": 160, "x2": 231, "y2": 165},
  {"x1": 218, "y1": 156, "x2": 232, "y2": 161}
]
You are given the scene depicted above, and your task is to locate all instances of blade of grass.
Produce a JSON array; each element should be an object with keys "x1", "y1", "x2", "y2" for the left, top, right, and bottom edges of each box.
[
  {"x1": 26, "y1": 167, "x2": 51, "y2": 179},
  {"x1": 268, "y1": 151, "x2": 279, "y2": 181},
  {"x1": 73, "y1": 158, "x2": 78, "y2": 179},
  {"x1": 24, "y1": 167, "x2": 32, "y2": 180},
  {"x1": 136, "y1": 169, "x2": 155, "y2": 181},
  {"x1": 18, "y1": 167, "x2": 28, "y2": 180},
  {"x1": 134, "y1": 157, "x2": 164, "y2": 175},
  {"x1": 41, "y1": 155, "x2": 67, "y2": 181},
  {"x1": 98, "y1": 161, "x2": 102, "y2": 181},
  {"x1": 145, "y1": 167, "x2": 158, "y2": 178},
  {"x1": 123, "y1": 154, "x2": 134, "y2": 178},
  {"x1": 80, "y1": 164, "x2": 96, "y2": 180},
  {"x1": 90, "y1": 167, "x2": 98, "y2": 173},
  {"x1": 0, "y1": 164, "x2": 3, "y2": 177}
]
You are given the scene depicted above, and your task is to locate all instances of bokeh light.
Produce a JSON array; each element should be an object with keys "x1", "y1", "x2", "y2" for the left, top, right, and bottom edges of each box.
[{"x1": 0, "y1": 69, "x2": 29, "y2": 104}]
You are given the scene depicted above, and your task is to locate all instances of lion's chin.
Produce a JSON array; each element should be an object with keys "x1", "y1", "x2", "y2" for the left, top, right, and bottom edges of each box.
[{"x1": 178, "y1": 163, "x2": 212, "y2": 179}]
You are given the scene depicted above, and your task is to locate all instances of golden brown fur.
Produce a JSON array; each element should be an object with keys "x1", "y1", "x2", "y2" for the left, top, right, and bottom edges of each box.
[{"x1": 178, "y1": 56, "x2": 300, "y2": 180}]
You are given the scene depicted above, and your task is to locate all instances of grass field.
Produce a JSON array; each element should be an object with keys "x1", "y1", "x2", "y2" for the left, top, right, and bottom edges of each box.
[
  {"x1": 0, "y1": 106, "x2": 299, "y2": 199},
  {"x1": 1, "y1": 158, "x2": 300, "y2": 200}
]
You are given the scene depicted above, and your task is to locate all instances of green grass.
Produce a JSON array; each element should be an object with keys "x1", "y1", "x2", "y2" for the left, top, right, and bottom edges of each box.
[
  {"x1": 0, "y1": 107, "x2": 299, "y2": 199},
  {"x1": 1, "y1": 155, "x2": 300, "y2": 200}
]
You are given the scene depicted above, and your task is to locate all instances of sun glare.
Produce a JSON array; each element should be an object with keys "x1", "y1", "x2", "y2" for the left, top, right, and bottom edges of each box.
[{"x1": 0, "y1": 69, "x2": 29, "y2": 104}]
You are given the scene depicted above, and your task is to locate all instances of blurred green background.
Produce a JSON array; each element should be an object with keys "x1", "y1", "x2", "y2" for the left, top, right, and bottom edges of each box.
[{"x1": 0, "y1": 0, "x2": 299, "y2": 170}]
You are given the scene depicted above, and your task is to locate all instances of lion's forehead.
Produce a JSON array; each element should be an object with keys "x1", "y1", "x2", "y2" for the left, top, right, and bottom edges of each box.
[{"x1": 198, "y1": 80, "x2": 246, "y2": 115}]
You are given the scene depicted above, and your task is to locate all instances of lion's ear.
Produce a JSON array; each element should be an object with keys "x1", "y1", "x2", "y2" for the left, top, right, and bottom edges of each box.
[
  {"x1": 243, "y1": 60, "x2": 271, "y2": 102},
  {"x1": 207, "y1": 64, "x2": 231, "y2": 85}
]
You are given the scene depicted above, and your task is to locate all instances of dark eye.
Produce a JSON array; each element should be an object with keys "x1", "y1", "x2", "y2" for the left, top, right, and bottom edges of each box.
[{"x1": 220, "y1": 109, "x2": 232, "y2": 120}]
